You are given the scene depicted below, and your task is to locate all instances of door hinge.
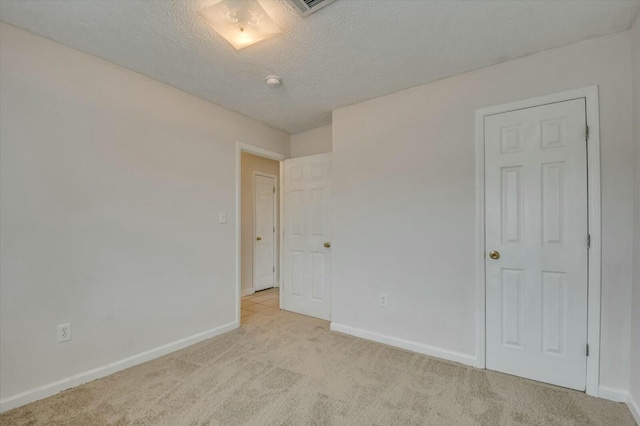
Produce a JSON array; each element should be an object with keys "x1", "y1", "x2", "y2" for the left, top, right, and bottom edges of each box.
[
  {"x1": 586, "y1": 343, "x2": 589, "y2": 357},
  {"x1": 273, "y1": 187, "x2": 276, "y2": 193},
  {"x1": 587, "y1": 234, "x2": 591, "y2": 249},
  {"x1": 273, "y1": 266, "x2": 275, "y2": 272},
  {"x1": 586, "y1": 125, "x2": 589, "y2": 141},
  {"x1": 273, "y1": 226, "x2": 275, "y2": 232}
]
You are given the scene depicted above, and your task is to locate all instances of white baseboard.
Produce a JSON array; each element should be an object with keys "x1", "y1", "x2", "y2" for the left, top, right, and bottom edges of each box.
[
  {"x1": 0, "y1": 321, "x2": 238, "y2": 413},
  {"x1": 330, "y1": 322, "x2": 476, "y2": 367},
  {"x1": 628, "y1": 392, "x2": 640, "y2": 425},
  {"x1": 598, "y1": 385, "x2": 628, "y2": 403},
  {"x1": 241, "y1": 288, "x2": 255, "y2": 297}
]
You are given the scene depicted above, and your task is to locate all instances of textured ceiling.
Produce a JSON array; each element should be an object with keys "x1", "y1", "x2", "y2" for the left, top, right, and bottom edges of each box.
[{"x1": 1, "y1": 0, "x2": 639, "y2": 133}]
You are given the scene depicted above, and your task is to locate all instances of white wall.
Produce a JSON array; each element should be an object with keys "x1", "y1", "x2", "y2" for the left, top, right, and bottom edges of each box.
[
  {"x1": 290, "y1": 124, "x2": 332, "y2": 158},
  {"x1": 240, "y1": 152, "x2": 280, "y2": 296},
  {"x1": 628, "y1": 12, "x2": 640, "y2": 424},
  {"x1": 332, "y1": 30, "x2": 634, "y2": 395},
  {"x1": 0, "y1": 23, "x2": 289, "y2": 409}
]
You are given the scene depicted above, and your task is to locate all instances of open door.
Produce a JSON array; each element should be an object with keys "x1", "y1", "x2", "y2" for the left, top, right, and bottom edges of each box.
[{"x1": 282, "y1": 153, "x2": 331, "y2": 320}]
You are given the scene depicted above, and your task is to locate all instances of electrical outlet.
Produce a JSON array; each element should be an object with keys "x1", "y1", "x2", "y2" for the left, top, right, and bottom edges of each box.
[
  {"x1": 57, "y1": 323, "x2": 72, "y2": 343},
  {"x1": 219, "y1": 211, "x2": 227, "y2": 224},
  {"x1": 379, "y1": 293, "x2": 388, "y2": 307}
]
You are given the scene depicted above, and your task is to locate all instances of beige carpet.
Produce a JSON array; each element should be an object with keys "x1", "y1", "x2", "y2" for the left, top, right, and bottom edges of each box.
[{"x1": 0, "y1": 310, "x2": 636, "y2": 426}]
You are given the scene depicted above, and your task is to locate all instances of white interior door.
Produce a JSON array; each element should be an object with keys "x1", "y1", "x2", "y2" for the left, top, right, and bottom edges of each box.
[
  {"x1": 282, "y1": 153, "x2": 331, "y2": 320},
  {"x1": 253, "y1": 173, "x2": 275, "y2": 292},
  {"x1": 485, "y1": 99, "x2": 588, "y2": 390}
]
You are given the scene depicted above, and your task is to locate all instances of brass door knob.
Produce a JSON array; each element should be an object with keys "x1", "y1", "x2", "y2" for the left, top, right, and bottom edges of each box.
[
  {"x1": 256, "y1": 236, "x2": 262, "y2": 241},
  {"x1": 324, "y1": 242, "x2": 331, "y2": 248},
  {"x1": 489, "y1": 250, "x2": 500, "y2": 260}
]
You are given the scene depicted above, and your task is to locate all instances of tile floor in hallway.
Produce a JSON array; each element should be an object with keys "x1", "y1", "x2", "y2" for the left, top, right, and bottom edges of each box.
[{"x1": 241, "y1": 287, "x2": 280, "y2": 324}]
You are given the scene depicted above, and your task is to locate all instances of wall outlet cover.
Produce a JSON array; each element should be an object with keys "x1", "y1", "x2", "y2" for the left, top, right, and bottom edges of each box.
[
  {"x1": 57, "y1": 323, "x2": 72, "y2": 343},
  {"x1": 379, "y1": 293, "x2": 388, "y2": 307}
]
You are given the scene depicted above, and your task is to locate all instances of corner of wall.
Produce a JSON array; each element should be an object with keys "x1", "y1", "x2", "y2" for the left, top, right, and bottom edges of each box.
[
  {"x1": 290, "y1": 124, "x2": 332, "y2": 158},
  {"x1": 628, "y1": 9, "x2": 640, "y2": 423}
]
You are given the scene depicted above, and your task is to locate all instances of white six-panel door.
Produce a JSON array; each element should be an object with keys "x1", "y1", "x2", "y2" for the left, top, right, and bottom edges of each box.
[
  {"x1": 253, "y1": 173, "x2": 276, "y2": 292},
  {"x1": 485, "y1": 99, "x2": 588, "y2": 390},
  {"x1": 282, "y1": 154, "x2": 331, "y2": 320}
]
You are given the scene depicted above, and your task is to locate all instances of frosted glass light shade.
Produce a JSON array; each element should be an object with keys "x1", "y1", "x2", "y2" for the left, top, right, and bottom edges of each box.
[{"x1": 199, "y1": 0, "x2": 282, "y2": 50}]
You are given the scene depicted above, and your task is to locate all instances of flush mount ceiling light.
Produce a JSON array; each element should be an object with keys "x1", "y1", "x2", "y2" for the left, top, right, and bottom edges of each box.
[{"x1": 199, "y1": 0, "x2": 282, "y2": 50}]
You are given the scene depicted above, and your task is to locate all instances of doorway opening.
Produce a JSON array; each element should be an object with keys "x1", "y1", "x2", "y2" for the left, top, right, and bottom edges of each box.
[
  {"x1": 236, "y1": 144, "x2": 286, "y2": 326},
  {"x1": 235, "y1": 143, "x2": 333, "y2": 327}
]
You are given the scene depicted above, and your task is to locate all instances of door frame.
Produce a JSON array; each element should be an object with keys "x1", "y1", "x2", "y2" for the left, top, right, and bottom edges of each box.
[
  {"x1": 474, "y1": 86, "x2": 601, "y2": 397},
  {"x1": 252, "y1": 171, "x2": 278, "y2": 292},
  {"x1": 235, "y1": 142, "x2": 287, "y2": 326}
]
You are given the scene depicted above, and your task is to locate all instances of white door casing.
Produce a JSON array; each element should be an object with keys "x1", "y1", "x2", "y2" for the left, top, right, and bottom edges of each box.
[
  {"x1": 484, "y1": 99, "x2": 588, "y2": 391},
  {"x1": 282, "y1": 153, "x2": 331, "y2": 320},
  {"x1": 253, "y1": 173, "x2": 276, "y2": 292}
]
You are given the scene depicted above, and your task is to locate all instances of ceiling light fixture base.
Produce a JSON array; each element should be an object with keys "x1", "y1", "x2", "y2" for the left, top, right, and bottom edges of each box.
[{"x1": 266, "y1": 75, "x2": 282, "y2": 88}]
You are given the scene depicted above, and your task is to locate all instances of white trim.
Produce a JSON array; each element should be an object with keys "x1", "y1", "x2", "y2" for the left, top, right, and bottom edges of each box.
[
  {"x1": 628, "y1": 393, "x2": 640, "y2": 425},
  {"x1": 237, "y1": 143, "x2": 288, "y2": 162},
  {"x1": 235, "y1": 142, "x2": 287, "y2": 325},
  {"x1": 278, "y1": 161, "x2": 284, "y2": 293},
  {"x1": 242, "y1": 288, "x2": 255, "y2": 297},
  {"x1": 584, "y1": 87, "x2": 602, "y2": 398},
  {"x1": 330, "y1": 323, "x2": 476, "y2": 367},
  {"x1": 596, "y1": 386, "x2": 628, "y2": 403},
  {"x1": 474, "y1": 86, "x2": 602, "y2": 396},
  {"x1": 0, "y1": 321, "x2": 237, "y2": 413},
  {"x1": 252, "y1": 170, "x2": 278, "y2": 292},
  {"x1": 474, "y1": 107, "x2": 487, "y2": 370}
]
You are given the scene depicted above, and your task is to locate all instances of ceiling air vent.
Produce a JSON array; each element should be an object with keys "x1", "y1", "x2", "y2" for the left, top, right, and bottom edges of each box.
[{"x1": 284, "y1": 0, "x2": 337, "y2": 17}]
